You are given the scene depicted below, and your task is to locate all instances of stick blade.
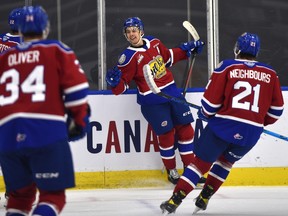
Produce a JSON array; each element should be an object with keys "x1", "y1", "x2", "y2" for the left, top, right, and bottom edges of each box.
[
  {"x1": 143, "y1": 64, "x2": 160, "y2": 94},
  {"x1": 183, "y1": 21, "x2": 200, "y2": 41}
]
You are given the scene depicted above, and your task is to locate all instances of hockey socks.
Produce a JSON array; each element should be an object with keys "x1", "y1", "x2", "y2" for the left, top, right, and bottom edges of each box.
[
  {"x1": 31, "y1": 203, "x2": 58, "y2": 216},
  {"x1": 6, "y1": 209, "x2": 28, "y2": 216}
]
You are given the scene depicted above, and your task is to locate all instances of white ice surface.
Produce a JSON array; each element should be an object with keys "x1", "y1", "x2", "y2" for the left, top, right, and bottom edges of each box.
[{"x1": 57, "y1": 186, "x2": 288, "y2": 216}]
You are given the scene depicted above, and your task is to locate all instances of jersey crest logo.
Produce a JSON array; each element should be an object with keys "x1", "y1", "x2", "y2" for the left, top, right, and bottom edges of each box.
[
  {"x1": 148, "y1": 55, "x2": 166, "y2": 79},
  {"x1": 118, "y1": 54, "x2": 126, "y2": 65}
]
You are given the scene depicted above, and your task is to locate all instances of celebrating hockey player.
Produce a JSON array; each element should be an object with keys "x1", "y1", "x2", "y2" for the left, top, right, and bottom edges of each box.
[
  {"x1": 0, "y1": 6, "x2": 90, "y2": 216},
  {"x1": 160, "y1": 32, "x2": 284, "y2": 214},
  {"x1": 105, "y1": 17, "x2": 205, "y2": 185}
]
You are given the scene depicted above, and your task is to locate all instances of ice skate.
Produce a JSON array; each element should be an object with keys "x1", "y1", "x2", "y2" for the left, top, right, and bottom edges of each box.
[
  {"x1": 195, "y1": 176, "x2": 206, "y2": 189},
  {"x1": 193, "y1": 185, "x2": 214, "y2": 214},
  {"x1": 167, "y1": 168, "x2": 180, "y2": 185},
  {"x1": 4, "y1": 192, "x2": 8, "y2": 207},
  {"x1": 160, "y1": 190, "x2": 186, "y2": 214}
]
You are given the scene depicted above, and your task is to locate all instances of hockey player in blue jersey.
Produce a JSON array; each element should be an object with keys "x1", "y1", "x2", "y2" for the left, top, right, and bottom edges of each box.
[{"x1": 160, "y1": 32, "x2": 284, "y2": 215}]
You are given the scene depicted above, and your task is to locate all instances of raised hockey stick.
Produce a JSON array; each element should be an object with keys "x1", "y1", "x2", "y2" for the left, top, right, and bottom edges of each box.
[
  {"x1": 143, "y1": 63, "x2": 288, "y2": 142},
  {"x1": 183, "y1": 21, "x2": 200, "y2": 42},
  {"x1": 182, "y1": 21, "x2": 200, "y2": 97}
]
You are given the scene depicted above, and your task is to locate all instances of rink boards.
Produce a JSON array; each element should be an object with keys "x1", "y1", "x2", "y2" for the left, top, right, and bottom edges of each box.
[{"x1": 0, "y1": 89, "x2": 288, "y2": 190}]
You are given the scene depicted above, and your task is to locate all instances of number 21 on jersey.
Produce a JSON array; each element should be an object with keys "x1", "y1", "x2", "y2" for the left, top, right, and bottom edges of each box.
[{"x1": 232, "y1": 81, "x2": 260, "y2": 113}]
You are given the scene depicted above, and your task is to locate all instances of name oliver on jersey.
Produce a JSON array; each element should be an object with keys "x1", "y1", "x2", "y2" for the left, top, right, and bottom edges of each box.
[{"x1": 8, "y1": 50, "x2": 40, "y2": 67}]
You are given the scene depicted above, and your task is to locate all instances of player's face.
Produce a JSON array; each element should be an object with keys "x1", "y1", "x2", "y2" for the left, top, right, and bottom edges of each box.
[{"x1": 124, "y1": 27, "x2": 143, "y2": 46}]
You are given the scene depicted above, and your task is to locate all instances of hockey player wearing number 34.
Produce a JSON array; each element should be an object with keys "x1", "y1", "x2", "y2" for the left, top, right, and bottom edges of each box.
[
  {"x1": 160, "y1": 32, "x2": 284, "y2": 215},
  {"x1": 106, "y1": 17, "x2": 205, "y2": 185},
  {"x1": 0, "y1": 6, "x2": 90, "y2": 216}
]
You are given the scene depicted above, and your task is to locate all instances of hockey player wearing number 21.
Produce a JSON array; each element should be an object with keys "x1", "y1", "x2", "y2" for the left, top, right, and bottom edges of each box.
[
  {"x1": 0, "y1": 6, "x2": 90, "y2": 216},
  {"x1": 160, "y1": 32, "x2": 284, "y2": 215},
  {"x1": 106, "y1": 17, "x2": 205, "y2": 185}
]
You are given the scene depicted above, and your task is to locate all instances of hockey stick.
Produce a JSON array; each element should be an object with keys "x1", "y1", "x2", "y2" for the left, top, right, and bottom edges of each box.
[
  {"x1": 143, "y1": 64, "x2": 200, "y2": 110},
  {"x1": 263, "y1": 129, "x2": 288, "y2": 141},
  {"x1": 183, "y1": 21, "x2": 200, "y2": 42},
  {"x1": 143, "y1": 63, "x2": 288, "y2": 142},
  {"x1": 182, "y1": 21, "x2": 200, "y2": 97}
]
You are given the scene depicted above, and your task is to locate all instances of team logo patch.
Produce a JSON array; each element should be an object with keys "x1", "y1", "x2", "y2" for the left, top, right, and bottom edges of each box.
[
  {"x1": 137, "y1": 54, "x2": 144, "y2": 64},
  {"x1": 233, "y1": 133, "x2": 243, "y2": 140},
  {"x1": 148, "y1": 55, "x2": 166, "y2": 79},
  {"x1": 16, "y1": 133, "x2": 26, "y2": 142},
  {"x1": 118, "y1": 54, "x2": 126, "y2": 65},
  {"x1": 161, "y1": 121, "x2": 168, "y2": 127}
]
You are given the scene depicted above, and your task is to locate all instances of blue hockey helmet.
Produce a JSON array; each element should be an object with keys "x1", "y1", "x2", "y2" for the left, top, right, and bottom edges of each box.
[
  {"x1": 234, "y1": 32, "x2": 260, "y2": 57},
  {"x1": 8, "y1": 8, "x2": 23, "y2": 32},
  {"x1": 19, "y1": 6, "x2": 49, "y2": 35},
  {"x1": 123, "y1": 17, "x2": 144, "y2": 34}
]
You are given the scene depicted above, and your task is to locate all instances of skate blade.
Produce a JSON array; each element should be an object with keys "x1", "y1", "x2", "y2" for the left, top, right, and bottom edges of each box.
[
  {"x1": 193, "y1": 207, "x2": 202, "y2": 214},
  {"x1": 161, "y1": 209, "x2": 171, "y2": 215}
]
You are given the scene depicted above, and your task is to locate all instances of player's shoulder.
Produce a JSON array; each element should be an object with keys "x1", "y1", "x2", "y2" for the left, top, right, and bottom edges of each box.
[
  {"x1": 118, "y1": 38, "x2": 146, "y2": 66},
  {"x1": 255, "y1": 61, "x2": 276, "y2": 73},
  {"x1": 117, "y1": 49, "x2": 135, "y2": 66},
  {"x1": 14, "y1": 40, "x2": 75, "y2": 57},
  {"x1": 143, "y1": 35, "x2": 157, "y2": 41},
  {"x1": 144, "y1": 35, "x2": 161, "y2": 45},
  {"x1": 40, "y1": 40, "x2": 73, "y2": 52},
  {"x1": 0, "y1": 33, "x2": 5, "y2": 40},
  {"x1": 0, "y1": 33, "x2": 21, "y2": 44},
  {"x1": 0, "y1": 33, "x2": 9, "y2": 42},
  {"x1": 213, "y1": 59, "x2": 237, "y2": 73}
]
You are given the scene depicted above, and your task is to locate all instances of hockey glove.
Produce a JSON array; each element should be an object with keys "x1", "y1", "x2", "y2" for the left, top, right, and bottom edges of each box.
[
  {"x1": 197, "y1": 108, "x2": 209, "y2": 122},
  {"x1": 106, "y1": 66, "x2": 122, "y2": 87},
  {"x1": 67, "y1": 104, "x2": 91, "y2": 142},
  {"x1": 180, "y1": 40, "x2": 205, "y2": 57}
]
